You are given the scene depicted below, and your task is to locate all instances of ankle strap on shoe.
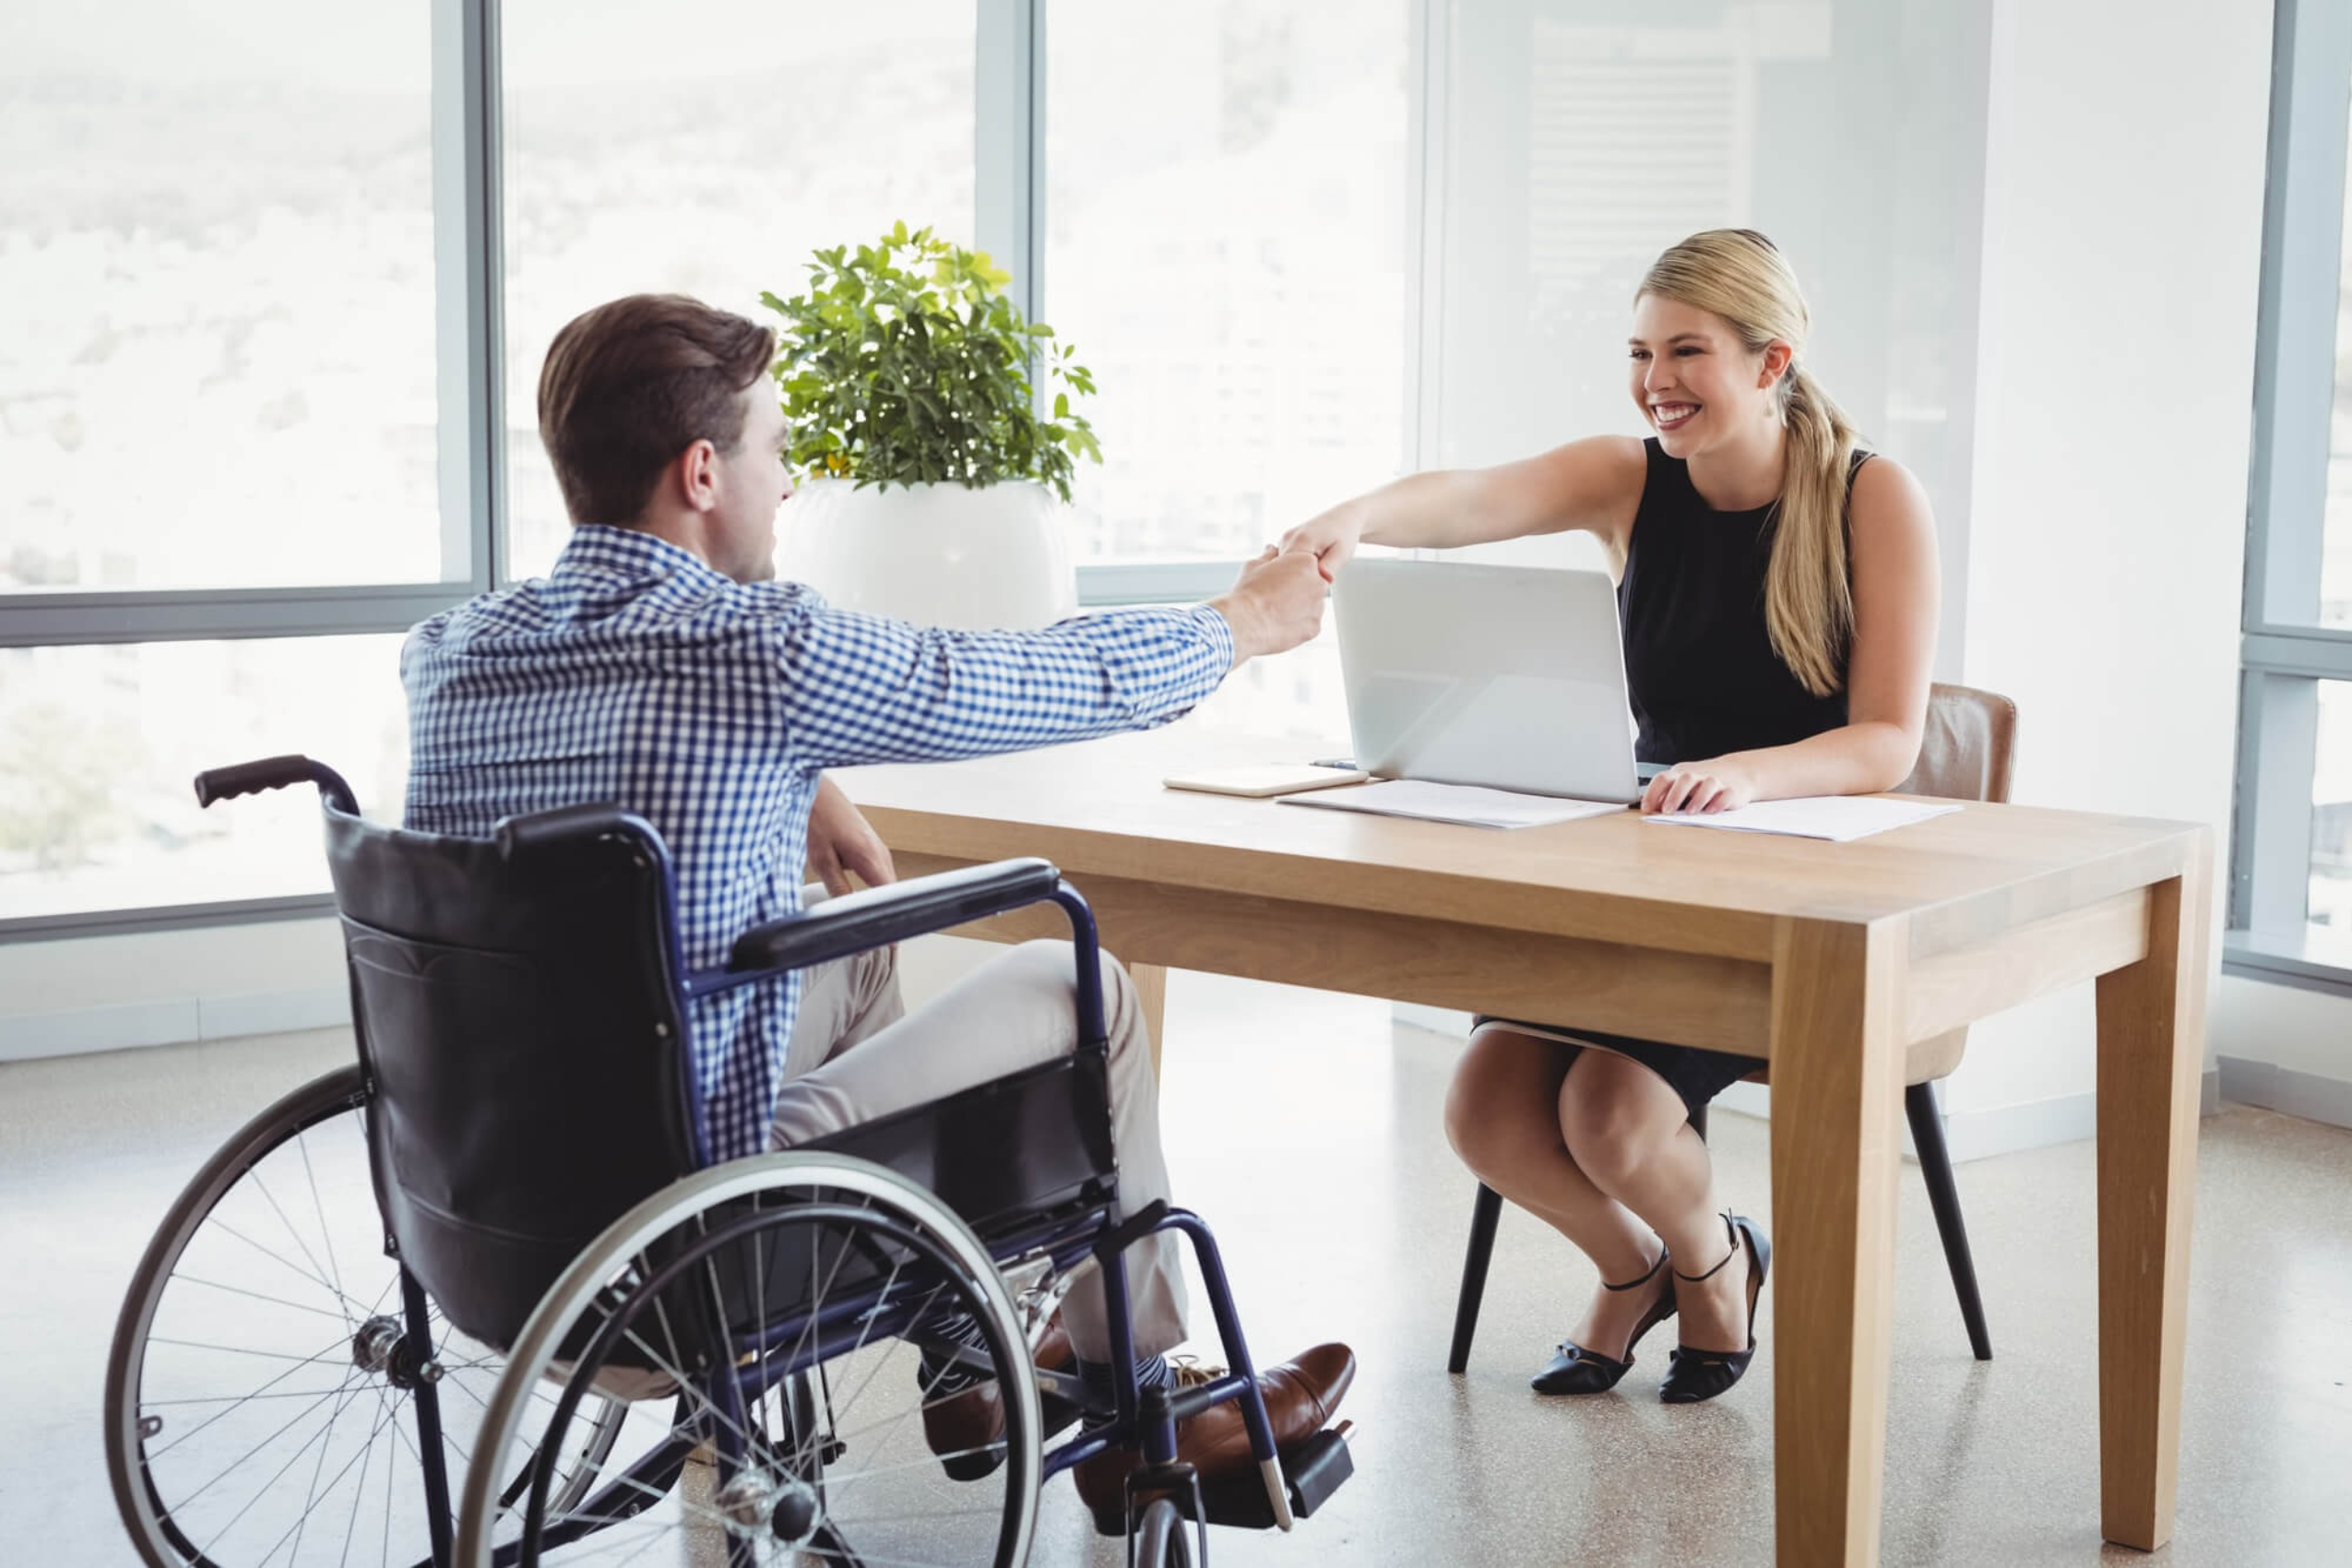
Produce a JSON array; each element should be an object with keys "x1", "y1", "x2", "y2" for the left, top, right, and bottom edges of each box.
[
  {"x1": 1672, "y1": 1215, "x2": 1740, "y2": 1284},
  {"x1": 1603, "y1": 1245, "x2": 1669, "y2": 1293}
]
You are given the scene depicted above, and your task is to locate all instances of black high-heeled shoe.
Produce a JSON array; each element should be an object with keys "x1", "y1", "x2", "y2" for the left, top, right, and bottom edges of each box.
[
  {"x1": 1530, "y1": 1244, "x2": 1677, "y2": 1396},
  {"x1": 1659, "y1": 1213, "x2": 1770, "y2": 1405}
]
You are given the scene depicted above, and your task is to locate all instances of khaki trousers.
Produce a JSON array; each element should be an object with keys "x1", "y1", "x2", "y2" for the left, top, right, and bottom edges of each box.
[{"x1": 770, "y1": 903, "x2": 1186, "y2": 1363}]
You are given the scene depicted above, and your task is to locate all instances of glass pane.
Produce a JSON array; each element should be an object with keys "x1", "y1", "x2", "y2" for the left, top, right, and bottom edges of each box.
[
  {"x1": 2328, "y1": 111, "x2": 2352, "y2": 628},
  {"x1": 1190, "y1": 616, "x2": 1350, "y2": 746},
  {"x1": 2312, "y1": 681, "x2": 2352, "y2": 937},
  {"x1": 1046, "y1": 1, "x2": 1411, "y2": 564},
  {"x1": 499, "y1": 0, "x2": 977, "y2": 581},
  {"x1": 0, "y1": 636, "x2": 408, "y2": 921},
  {"x1": 0, "y1": 6, "x2": 445, "y2": 591}
]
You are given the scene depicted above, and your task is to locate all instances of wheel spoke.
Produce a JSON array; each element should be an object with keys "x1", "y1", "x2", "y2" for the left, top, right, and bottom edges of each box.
[
  {"x1": 175, "y1": 1273, "x2": 357, "y2": 1323},
  {"x1": 250, "y1": 1167, "x2": 344, "y2": 1311},
  {"x1": 793, "y1": 1253, "x2": 921, "y2": 1463},
  {"x1": 279, "y1": 1337, "x2": 356, "y2": 1564},
  {"x1": 336, "y1": 1379, "x2": 377, "y2": 1568},
  {"x1": 204, "y1": 1217, "x2": 357, "y2": 1312},
  {"x1": 190, "y1": 1368, "x2": 377, "y2": 1558},
  {"x1": 297, "y1": 1129, "x2": 360, "y2": 1335},
  {"x1": 148, "y1": 1335, "x2": 350, "y2": 1365},
  {"x1": 144, "y1": 1329, "x2": 356, "y2": 1461}
]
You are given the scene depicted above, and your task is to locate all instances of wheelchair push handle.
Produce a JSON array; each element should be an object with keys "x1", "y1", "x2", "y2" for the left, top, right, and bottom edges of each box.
[{"x1": 193, "y1": 754, "x2": 361, "y2": 815}]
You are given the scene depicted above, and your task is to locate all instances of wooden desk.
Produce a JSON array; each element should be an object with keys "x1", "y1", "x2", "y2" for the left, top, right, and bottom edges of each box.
[{"x1": 842, "y1": 730, "x2": 2211, "y2": 1564}]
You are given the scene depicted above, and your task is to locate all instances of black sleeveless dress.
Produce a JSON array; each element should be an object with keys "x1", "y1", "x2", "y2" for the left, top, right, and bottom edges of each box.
[{"x1": 1479, "y1": 437, "x2": 1864, "y2": 1113}]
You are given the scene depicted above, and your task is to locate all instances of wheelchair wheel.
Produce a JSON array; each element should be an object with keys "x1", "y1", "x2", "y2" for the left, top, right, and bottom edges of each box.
[
  {"x1": 104, "y1": 1066, "x2": 638, "y2": 1566},
  {"x1": 1133, "y1": 1497, "x2": 1196, "y2": 1568},
  {"x1": 458, "y1": 1152, "x2": 1041, "y2": 1567}
]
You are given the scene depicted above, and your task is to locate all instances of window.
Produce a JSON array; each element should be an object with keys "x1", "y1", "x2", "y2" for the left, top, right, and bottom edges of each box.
[
  {"x1": 1043, "y1": 0, "x2": 1412, "y2": 568},
  {"x1": 0, "y1": 1, "x2": 459, "y2": 936},
  {"x1": 499, "y1": 0, "x2": 978, "y2": 580},
  {"x1": 0, "y1": 637, "x2": 409, "y2": 921},
  {"x1": 2233, "y1": 0, "x2": 2352, "y2": 991},
  {"x1": 0, "y1": 4, "x2": 445, "y2": 592},
  {"x1": 1, "y1": 0, "x2": 1426, "y2": 931}
]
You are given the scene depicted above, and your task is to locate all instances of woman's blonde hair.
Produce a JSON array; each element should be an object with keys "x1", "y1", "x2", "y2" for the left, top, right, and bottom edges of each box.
[{"x1": 1637, "y1": 229, "x2": 1859, "y2": 697}]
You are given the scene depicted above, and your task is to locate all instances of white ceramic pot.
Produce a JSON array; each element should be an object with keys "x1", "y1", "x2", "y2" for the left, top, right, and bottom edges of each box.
[{"x1": 779, "y1": 479, "x2": 1077, "y2": 631}]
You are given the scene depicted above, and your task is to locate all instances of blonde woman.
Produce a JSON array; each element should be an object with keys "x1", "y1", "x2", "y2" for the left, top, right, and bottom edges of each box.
[{"x1": 1280, "y1": 230, "x2": 1938, "y2": 1403}]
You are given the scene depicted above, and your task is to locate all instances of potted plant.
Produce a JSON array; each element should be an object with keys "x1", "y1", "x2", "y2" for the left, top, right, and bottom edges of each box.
[{"x1": 762, "y1": 221, "x2": 1101, "y2": 629}]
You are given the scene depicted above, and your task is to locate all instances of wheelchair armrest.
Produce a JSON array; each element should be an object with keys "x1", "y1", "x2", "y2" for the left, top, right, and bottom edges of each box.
[{"x1": 721, "y1": 858, "x2": 1065, "y2": 980}]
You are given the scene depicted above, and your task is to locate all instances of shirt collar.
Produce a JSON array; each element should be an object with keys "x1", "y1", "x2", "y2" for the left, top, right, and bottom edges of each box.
[{"x1": 552, "y1": 524, "x2": 732, "y2": 590}]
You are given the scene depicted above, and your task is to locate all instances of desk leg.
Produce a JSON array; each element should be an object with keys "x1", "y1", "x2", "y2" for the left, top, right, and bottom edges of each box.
[
  {"x1": 1768, "y1": 920, "x2": 1904, "y2": 1567},
  {"x1": 2095, "y1": 851, "x2": 2208, "y2": 1550},
  {"x1": 1132, "y1": 962, "x2": 1169, "y2": 1080}
]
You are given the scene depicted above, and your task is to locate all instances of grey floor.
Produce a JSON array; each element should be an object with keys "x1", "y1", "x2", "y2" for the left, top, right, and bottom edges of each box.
[{"x1": 6, "y1": 970, "x2": 2349, "y2": 1566}]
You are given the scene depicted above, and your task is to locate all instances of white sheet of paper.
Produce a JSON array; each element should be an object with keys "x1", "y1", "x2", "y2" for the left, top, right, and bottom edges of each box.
[
  {"x1": 1642, "y1": 796, "x2": 1960, "y2": 842},
  {"x1": 1278, "y1": 778, "x2": 1626, "y2": 830}
]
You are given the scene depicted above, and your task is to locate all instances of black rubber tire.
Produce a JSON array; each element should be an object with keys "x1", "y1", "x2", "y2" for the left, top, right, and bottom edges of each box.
[{"x1": 102, "y1": 1066, "x2": 624, "y2": 1565}]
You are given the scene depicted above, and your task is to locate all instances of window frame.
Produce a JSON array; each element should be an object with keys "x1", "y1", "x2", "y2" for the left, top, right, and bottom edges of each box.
[
  {"x1": 4, "y1": 0, "x2": 1394, "y2": 941},
  {"x1": 2228, "y1": 0, "x2": 2352, "y2": 996}
]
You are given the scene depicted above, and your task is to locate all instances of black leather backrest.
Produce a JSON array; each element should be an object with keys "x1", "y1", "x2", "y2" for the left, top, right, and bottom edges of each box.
[{"x1": 323, "y1": 806, "x2": 700, "y2": 1348}]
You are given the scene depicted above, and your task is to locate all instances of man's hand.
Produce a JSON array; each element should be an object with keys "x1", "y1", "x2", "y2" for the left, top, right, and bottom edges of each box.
[
  {"x1": 1207, "y1": 546, "x2": 1328, "y2": 665},
  {"x1": 808, "y1": 774, "x2": 896, "y2": 897}
]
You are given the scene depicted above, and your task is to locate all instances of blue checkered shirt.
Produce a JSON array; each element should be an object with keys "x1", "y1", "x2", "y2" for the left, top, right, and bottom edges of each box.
[{"x1": 402, "y1": 525, "x2": 1233, "y2": 1163}]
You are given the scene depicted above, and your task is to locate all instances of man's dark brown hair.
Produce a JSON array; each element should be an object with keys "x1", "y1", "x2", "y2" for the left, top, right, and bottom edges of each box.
[{"x1": 537, "y1": 293, "x2": 776, "y2": 528}]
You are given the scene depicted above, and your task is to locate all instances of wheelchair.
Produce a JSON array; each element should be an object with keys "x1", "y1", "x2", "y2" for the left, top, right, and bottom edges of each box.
[{"x1": 104, "y1": 755, "x2": 1353, "y2": 1566}]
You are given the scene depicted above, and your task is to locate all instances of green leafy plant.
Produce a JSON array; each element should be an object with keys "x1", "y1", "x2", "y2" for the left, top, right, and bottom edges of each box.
[{"x1": 761, "y1": 221, "x2": 1101, "y2": 501}]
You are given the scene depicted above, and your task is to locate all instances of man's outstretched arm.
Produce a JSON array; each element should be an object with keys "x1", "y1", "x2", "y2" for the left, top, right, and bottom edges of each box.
[{"x1": 776, "y1": 548, "x2": 1328, "y2": 773}]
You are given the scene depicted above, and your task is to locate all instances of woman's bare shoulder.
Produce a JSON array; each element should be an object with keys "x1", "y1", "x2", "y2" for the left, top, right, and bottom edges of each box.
[{"x1": 1849, "y1": 450, "x2": 1932, "y2": 528}]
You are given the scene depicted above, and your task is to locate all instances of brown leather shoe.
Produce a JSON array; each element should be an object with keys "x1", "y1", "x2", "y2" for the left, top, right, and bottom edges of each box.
[
  {"x1": 1072, "y1": 1343, "x2": 1355, "y2": 1519},
  {"x1": 921, "y1": 1314, "x2": 1077, "y2": 1477}
]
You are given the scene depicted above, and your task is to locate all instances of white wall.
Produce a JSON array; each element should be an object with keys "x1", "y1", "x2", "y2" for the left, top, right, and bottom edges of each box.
[
  {"x1": 1935, "y1": 0, "x2": 2274, "y2": 1141},
  {"x1": 0, "y1": 918, "x2": 345, "y2": 1062}
]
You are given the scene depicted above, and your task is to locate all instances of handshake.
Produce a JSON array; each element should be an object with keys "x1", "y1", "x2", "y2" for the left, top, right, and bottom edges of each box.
[{"x1": 1207, "y1": 540, "x2": 1341, "y2": 668}]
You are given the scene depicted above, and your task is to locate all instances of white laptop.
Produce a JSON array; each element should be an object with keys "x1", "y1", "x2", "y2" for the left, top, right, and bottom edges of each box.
[{"x1": 1330, "y1": 558, "x2": 1649, "y2": 804}]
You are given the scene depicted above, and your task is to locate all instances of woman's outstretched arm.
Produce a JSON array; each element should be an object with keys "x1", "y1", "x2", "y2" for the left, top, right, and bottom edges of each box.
[{"x1": 1277, "y1": 435, "x2": 1648, "y2": 576}]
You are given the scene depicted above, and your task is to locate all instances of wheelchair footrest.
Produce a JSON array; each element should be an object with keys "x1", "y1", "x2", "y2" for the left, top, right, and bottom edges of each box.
[{"x1": 1194, "y1": 1426, "x2": 1355, "y2": 1532}]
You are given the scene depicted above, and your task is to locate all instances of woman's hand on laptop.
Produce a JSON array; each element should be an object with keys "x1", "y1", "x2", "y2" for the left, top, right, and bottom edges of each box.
[
  {"x1": 1642, "y1": 758, "x2": 1758, "y2": 816},
  {"x1": 1209, "y1": 547, "x2": 1328, "y2": 666}
]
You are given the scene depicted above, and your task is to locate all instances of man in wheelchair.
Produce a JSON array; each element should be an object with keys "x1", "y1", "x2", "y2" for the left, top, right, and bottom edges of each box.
[{"x1": 402, "y1": 294, "x2": 1354, "y2": 1521}]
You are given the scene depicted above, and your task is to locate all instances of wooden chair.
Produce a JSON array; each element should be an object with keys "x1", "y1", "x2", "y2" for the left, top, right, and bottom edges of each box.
[{"x1": 1445, "y1": 683, "x2": 2018, "y2": 1372}]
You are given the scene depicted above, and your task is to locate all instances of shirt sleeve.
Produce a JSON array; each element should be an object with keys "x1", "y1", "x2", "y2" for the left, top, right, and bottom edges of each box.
[{"x1": 770, "y1": 598, "x2": 1239, "y2": 771}]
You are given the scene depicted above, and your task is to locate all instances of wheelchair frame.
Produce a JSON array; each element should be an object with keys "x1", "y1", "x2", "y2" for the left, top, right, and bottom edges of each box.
[{"x1": 105, "y1": 755, "x2": 1351, "y2": 1568}]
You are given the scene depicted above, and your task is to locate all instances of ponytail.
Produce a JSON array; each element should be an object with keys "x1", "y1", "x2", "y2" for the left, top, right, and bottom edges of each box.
[{"x1": 1765, "y1": 365, "x2": 1858, "y2": 697}]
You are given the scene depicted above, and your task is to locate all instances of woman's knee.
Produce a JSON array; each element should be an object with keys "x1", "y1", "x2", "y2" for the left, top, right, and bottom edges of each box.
[
  {"x1": 1558, "y1": 1057, "x2": 1681, "y2": 1187},
  {"x1": 1444, "y1": 1028, "x2": 1564, "y2": 1177}
]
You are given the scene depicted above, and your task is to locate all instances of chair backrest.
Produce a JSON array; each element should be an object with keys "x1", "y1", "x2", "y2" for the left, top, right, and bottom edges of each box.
[
  {"x1": 1898, "y1": 683, "x2": 2017, "y2": 805},
  {"x1": 1740, "y1": 684, "x2": 2019, "y2": 1092},
  {"x1": 322, "y1": 804, "x2": 701, "y2": 1349},
  {"x1": 1895, "y1": 683, "x2": 2017, "y2": 1083}
]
